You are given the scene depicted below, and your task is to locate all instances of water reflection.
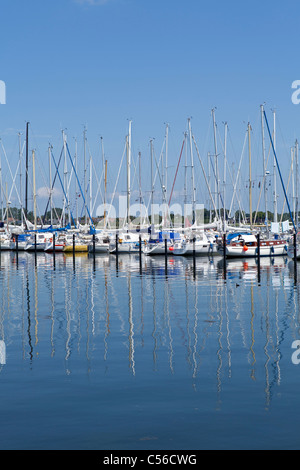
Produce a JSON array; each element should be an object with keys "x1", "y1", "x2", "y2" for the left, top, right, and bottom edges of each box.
[{"x1": 1, "y1": 251, "x2": 300, "y2": 409}]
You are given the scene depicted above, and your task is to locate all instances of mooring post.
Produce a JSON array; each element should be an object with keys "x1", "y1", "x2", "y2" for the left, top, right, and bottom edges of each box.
[
  {"x1": 256, "y1": 233, "x2": 261, "y2": 284},
  {"x1": 139, "y1": 234, "x2": 142, "y2": 274},
  {"x1": 223, "y1": 233, "x2": 227, "y2": 279},
  {"x1": 93, "y1": 233, "x2": 96, "y2": 255}
]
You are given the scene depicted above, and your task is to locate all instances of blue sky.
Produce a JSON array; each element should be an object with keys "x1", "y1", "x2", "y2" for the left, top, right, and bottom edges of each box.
[{"x1": 1, "y1": 0, "x2": 300, "y2": 214}]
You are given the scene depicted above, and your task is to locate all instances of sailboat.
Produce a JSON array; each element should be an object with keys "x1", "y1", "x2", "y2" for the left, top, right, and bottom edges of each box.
[{"x1": 220, "y1": 107, "x2": 292, "y2": 259}]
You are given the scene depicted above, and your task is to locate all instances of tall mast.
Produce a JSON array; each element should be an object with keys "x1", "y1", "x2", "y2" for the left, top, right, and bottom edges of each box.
[
  {"x1": 5, "y1": 182, "x2": 8, "y2": 228},
  {"x1": 296, "y1": 139, "x2": 299, "y2": 229},
  {"x1": 273, "y1": 110, "x2": 278, "y2": 223},
  {"x1": 208, "y1": 152, "x2": 212, "y2": 223},
  {"x1": 48, "y1": 144, "x2": 53, "y2": 226},
  {"x1": 188, "y1": 118, "x2": 196, "y2": 224},
  {"x1": 261, "y1": 104, "x2": 268, "y2": 231},
  {"x1": 292, "y1": 147, "x2": 295, "y2": 221},
  {"x1": 18, "y1": 132, "x2": 23, "y2": 227},
  {"x1": 224, "y1": 122, "x2": 228, "y2": 229},
  {"x1": 104, "y1": 159, "x2": 107, "y2": 228},
  {"x1": 127, "y1": 120, "x2": 132, "y2": 227},
  {"x1": 138, "y1": 151, "x2": 142, "y2": 227},
  {"x1": 89, "y1": 153, "x2": 93, "y2": 221},
  {"x1": 25, "y1": 121, "x2": 29, "y2": 219},
  {"x1": 212, "y1": 108, "x2": 219, "y2": 219},
  {"x1": 32, "y1": 149, "x2": 37, "y2": 230},
  {"x1": 74, "y1": 137, "x2": 78, "y2": 226},
  {"x1": 165, "y1": 123, "x2": 169, "y2": 203},
  {"x1": 62, "y1": 130, "x2": 69, "y2": 226},
  {"x1": 248, "y1": 122, "x2": 253, "y2": 227},
  {"x1": 84, "y1": 127, "x2": 87, "y2": 224},
  {"x1": 150, "y1": 138, "x2": 154, "y2": 224}
]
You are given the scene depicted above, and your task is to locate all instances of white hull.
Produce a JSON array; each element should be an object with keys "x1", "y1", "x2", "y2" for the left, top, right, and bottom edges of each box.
[
  {"x1": 109, "y1": 242, "x2": 140, "y2": 253},
  {"x1": 144, "y1": 242, "x2": 173, "y2": 255},
  {"x1": 225, "y1": 243, "x2": 287, "y2": 258},
  {"x1": 172, "y1": 242, "x2": 217, "y2": 256}
]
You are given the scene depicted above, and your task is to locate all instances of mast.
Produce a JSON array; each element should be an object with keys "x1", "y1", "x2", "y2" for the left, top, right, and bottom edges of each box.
[
  {"x1": 248, "y1": 122, "x2": 253, "y2": 227},
  {"x1": 127, "y1": 120, "x2": 132, "y2": 227},
  {"x1": 32, "y1": 149, "x2": 37, "y2": 230},
  {"x1": 292, "y1": 147, "x2": 295, "y2": 222},
  {"x1": 188, "y1": 118, "x2": 196, "y2": 225},
  {"x1": 138, "y1": 151, "x2": 142, "y2": 228},
  {"x1": 224, "y1": 122, "x2": 228, "y2": 229},
  {"x1": 208, "y1": 152, "x2": 212, "y2": 223},
  {"x1": 25, "y1": 121, "x2": 29, "y2": 219},
  {"x1": 74, "y1": 137, "x2": 78, "y2": 226},
  {"x1": 84, "y1": 127, "x2": 87, "y2": 224},
  {"x1": 5, "y1": 182, "x2": 8, "y2": 228},
  {"x1": 296, "y1": 140, "x2": 299, "y2": 229},
  {"x1": 165, "y1": 123, "x2": 169, "y2": 205},
  {"x1": 273, "y1": 110, "x2": 278, "y2": 223},
  {"x1": 260, "y1": 104, "x2": 268, "y2": 231},
  {"x1": 89, "y1": 153, "x2": 92, "y2": 221},
  {"x1": 212, "y1": 108, "x2": 219, "y2": 219},
  {"x1": 62, "y1": 130, "x2": 69, "y2": 226},
  {"x1": 18, "y1": 132, "x2": 23, "y2": 227},
  {"x1": 104, "y1": 159, "x2": 107, "y2": 228},
  {"x1": 150, "y1": 138, "x2": 154, "y2": 225},
  {"x1": 48, "y1": 144, "x2": 53, "y2": 226}
]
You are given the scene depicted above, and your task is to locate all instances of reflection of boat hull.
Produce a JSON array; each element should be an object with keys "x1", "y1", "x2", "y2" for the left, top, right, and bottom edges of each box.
[
  {"x1": 0, "y1": 240, "x2": 11, "y2": 250},
  {"x1": 63, "y1": 245, "x2": 88, "y2": 253},
  {"x1": 88, "y1": 243, "x2": 109, "y2": 253},
  {"x1": 287, "y1": 243, "x2": 300, "y2": 260}
]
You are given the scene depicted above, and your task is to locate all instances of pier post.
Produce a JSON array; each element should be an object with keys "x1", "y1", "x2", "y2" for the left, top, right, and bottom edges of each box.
[
  {"x1": 52, "y1": 233, "x2": 56, "y2": 269},
  {"x1": 115, "y1": 232, "x2": 119, "y2": 275},
  {"x1": 16, "y1": 234, "x2": 19, "y2": 266},
  {"x1": 223, "y1": 233, "x2": 227, "y2": 279},
  {"x1": 34, "y1": 233, "x2": 37, "y2": 253},
  {"x1": 139, "y1": 234, "x2": 142, "y2": 274},
  {"x1": 93, "y1": 233, "x2": 96, "y2": 255},
  {"x1": 256, "y1": 233, "x2": 261, "y2": 284}
]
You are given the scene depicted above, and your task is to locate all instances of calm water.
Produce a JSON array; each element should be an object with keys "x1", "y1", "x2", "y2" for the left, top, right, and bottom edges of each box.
[{"x1": 0, "y1": 250, "x2": 300, "y2": 450}]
